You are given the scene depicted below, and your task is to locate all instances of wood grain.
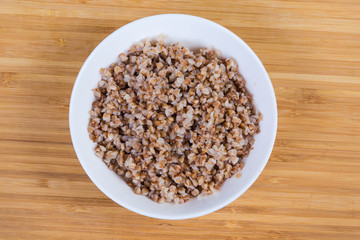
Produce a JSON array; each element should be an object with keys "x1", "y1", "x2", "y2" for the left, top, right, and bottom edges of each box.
[{"x1": 1, "y1": 0, "x2": 360, "y2": 239}]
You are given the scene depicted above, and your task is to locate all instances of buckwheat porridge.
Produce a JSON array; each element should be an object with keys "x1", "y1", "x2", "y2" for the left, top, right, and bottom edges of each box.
[{"x1": 87, "y1": 39, "x2": 261, "y2": 204}]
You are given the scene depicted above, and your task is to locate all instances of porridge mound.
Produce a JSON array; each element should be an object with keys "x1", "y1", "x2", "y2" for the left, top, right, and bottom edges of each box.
[{"x1": 88, "y1": 39, "x2": 261, "y2": 204}]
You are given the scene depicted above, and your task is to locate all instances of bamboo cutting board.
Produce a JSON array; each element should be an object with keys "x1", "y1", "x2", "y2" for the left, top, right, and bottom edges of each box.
[{"x1": 1, "y1": 0, "x2": 360, "y2": 239}]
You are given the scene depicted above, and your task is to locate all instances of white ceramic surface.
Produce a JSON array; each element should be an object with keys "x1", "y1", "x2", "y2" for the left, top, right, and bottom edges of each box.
[{"x1": 69, "y1": 14, "x2": 277, "y2": 220}]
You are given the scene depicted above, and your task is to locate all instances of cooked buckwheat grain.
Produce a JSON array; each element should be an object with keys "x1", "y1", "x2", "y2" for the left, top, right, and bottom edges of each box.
[{"x1": 88, "y1": 39, "x2": 261, "y2": 203}]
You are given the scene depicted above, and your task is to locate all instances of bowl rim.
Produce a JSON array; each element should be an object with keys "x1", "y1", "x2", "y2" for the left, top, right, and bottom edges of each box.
[{"x1": 69, "y1": 13, "x2": 278, "y2": 220}]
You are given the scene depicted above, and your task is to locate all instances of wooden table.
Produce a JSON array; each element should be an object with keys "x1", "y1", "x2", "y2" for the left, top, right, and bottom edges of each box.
[{"x1": 1, "y1": 0, "x2": 360, "y2": 239}]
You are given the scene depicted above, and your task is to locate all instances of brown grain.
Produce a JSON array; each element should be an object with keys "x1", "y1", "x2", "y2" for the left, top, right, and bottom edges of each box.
[{"x1": 88, "y1": 40, "x2": 260, "y2": 203}]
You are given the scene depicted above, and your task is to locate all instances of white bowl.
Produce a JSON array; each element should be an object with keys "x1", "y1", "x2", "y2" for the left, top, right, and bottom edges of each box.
[{"x1": 69, "y1": 14, "x2": 277, "y2": 219}]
